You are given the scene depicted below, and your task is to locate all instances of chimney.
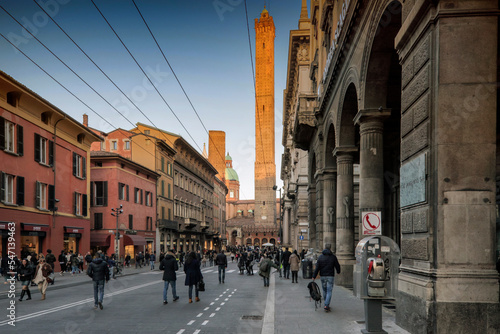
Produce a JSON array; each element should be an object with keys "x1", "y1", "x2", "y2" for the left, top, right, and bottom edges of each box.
[{"x1": 83, "y1": 114, "x2": 88, "y2": 127}]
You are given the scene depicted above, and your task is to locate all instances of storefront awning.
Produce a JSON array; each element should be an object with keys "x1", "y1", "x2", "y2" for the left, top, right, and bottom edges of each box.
[
  {"x1": 21, "y1": 223, "x2": 50, "y2": 232},
  {"x1": 123, "y1": 234, "x2": 147, "y2": 246},
  {"x1": 65, "y1": 226, "x2": 85, "y2": 234},
  {"x1": 90, "y1": 233, "x2": 110, "y2": 246},
  {"x1": 0, "y1": 221, "x2": 12, "y2": 230}
]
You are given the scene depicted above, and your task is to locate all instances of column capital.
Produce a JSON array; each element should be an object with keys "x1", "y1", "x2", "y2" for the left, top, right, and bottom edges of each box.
[
  {"x1": 333, "y1": 145, "x2": 358, "y2": 157},
  {"x1": 353, "y1": 108, "x2": 391, "y2": 125}
]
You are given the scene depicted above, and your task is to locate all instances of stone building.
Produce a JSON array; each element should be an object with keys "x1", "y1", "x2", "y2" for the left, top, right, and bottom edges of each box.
[{"x1": 280, "y1": 0, "x2": 499, "y2": 333}]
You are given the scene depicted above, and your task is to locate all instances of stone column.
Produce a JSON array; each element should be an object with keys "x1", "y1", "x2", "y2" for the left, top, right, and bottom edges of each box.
[
  {"x1": 322, "y1": 169, "x2": 337, "y2": 250},
  {"x1": 307, "y1": 184, "x2": 316, "y2": 250},
  {"x1": 283, "y1": 203, "x2": 291, "y2": 246},
  {"x1": 354, "y1": 110, "x2": 390, "y2": 240},
  {"x1": 314, "y1": 171, "x2": 324, "y2": 251}
]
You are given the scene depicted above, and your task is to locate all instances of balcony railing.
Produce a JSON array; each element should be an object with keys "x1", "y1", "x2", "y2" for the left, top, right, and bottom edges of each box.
[{"x1": 158, "y1": 219, "x2": 178, "y2": 230}]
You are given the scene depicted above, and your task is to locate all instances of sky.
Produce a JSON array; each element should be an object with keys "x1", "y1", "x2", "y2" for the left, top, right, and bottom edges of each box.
[{"x1": 0, "y1": 0, "x2": 306, "y2": 200}]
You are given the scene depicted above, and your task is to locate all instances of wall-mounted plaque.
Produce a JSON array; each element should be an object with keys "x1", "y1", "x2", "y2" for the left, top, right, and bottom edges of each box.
[{"x1": 400, "y1": 153, "x2": 426, "y2": 207}]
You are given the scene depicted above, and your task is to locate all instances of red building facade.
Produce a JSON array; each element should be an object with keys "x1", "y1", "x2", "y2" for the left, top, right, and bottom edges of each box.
[
  {"x1": 0, "y1": 72, "x2": 100, "y2": 259},
  {"x1": 89, "y1": 152, "x2": 159, "y2": 260}
]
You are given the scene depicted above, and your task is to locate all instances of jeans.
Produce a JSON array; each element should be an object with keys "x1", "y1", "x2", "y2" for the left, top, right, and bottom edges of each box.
[
  {"x1": 163, "y1": 280, "x2": 177, "y2": 302},
  {"x1": 151, "y1": 261, "x2": 155, "y2": 270},
  {"x1": 188, "y1": 284, "x2": 198, "y2": 299},
  {"x1": 93, "y1": 280, "x2": 105, "y2": 305},
  {"x1": 283, "y1": 263, "x2": 290, "y2": 278},
  {"x1": 72, "y1": 265, "x2": 79, "y2": 274},
  {"x1": 320, "y1": 276, "x2": 335, "y2": 307},
  {"x1": 218, "y1": 265, "x2": 225, "y2": 282},
  {"x1": 263, "y1": 276, "x2": 269, "y2": 286}
]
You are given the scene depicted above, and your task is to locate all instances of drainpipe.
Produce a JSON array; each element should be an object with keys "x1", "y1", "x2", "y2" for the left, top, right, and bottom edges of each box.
[{"x1": 52, "y1": 116, "x2": 66, "y2": 228}]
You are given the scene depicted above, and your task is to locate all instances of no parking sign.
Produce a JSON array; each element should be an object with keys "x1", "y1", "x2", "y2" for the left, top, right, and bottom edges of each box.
[{"x1": 361, "y1": 211, "x2": 382, "y2": 236}]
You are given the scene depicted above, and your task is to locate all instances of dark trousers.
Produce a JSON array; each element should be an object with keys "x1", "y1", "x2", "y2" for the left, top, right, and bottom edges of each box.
[
  {"x1": 283, "y1": 263, "x2": 290, "y2": 279},
  {"x1": 291, "y1": 271, "x2": 298, "y2": 282}
]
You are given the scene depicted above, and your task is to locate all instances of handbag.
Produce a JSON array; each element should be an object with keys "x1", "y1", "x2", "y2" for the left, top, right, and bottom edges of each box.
[
  {"x1": 197, "y1": 279, "x2": 205, "y2": 292},
  {"x1": 46, "y1": 272, "x2": 55, "y2": 284}
]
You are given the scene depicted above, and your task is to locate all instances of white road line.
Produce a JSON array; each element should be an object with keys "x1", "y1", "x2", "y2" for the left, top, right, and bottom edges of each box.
[
  {"x1": 210, "y1": 313, "x2": 216, "y2": 317},
  {"x1": 0, "y1": 280, "x2": 162, "y2": 327},
  {"x1": 193, "y1": 330, "x2": 201, "y2": 334},
  {"x1": 221, "y1": 302, "x2": 225, "y2": 305},
  {"x1": 227, "y1": 270, "x2": 236, "y2": 273},
  {"x1": 225, "y1": 298, "x2": 229, "y2": 301},
  {"x1": 261, "y1": 273, "x2": 276, "y2": 334},
  {"x1": 197, "y1": 313, "x2": 203, "y2": 317},
  {"x1": 176, "y1": 330, "x2": 185, "y2": 334},
  {"x1": 202, "y1": 320, "x2": 209, "y2": 325},
  {"x1": 204, "y1": 307, "x2": 209, "y2": 311},
  {"x1": 187, "y1": 320, "x2": 195, "y2": 325},
  {"x1": 216, "y1": 307, "x2": 221, "y2": 311},
  {"x1": 215, "y1": 298, "x2": 219, "y2": 301},
  {"x1": 219, "y1": 294, "x2": 223, "y2": 297},
  {"x1": 210, "y1": 302, "x2": 215, "y2": 305}
]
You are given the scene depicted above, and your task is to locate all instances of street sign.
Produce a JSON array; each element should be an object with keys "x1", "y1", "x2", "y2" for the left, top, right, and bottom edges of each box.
[
  {"x1": 361, "y1": 211, "x2": 382, "y2": 236},
  {"x1": 299, "y1": 235, "x2": 304, "y2": 240}
]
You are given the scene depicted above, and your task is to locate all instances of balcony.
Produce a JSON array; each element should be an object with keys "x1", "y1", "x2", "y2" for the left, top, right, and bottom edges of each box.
[
  {"x1": 200, "y1": 221, "x2": 209, "y2": 230},
  {"x1": 158, "y1": 219, "x2": 178, "y2": 231},
  {"x1": 184, "y1": 218, "x2": 197, "y2": 229},
  {"x1": 293, "y1": 94, "x2": 317, "y2": 150}
]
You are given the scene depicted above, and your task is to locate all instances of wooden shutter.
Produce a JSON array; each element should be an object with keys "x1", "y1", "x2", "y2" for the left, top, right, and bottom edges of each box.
[
  {"x1": 35, "y1": 181, "x2": 41, "y2": 209},
  {"x1": 82, "y1": 194, "x2": 87, "y2": 216},
  {"x1": 90, "y1": 181, "x2": 94, "y2": 206},
  {"x1": 72, "y1": 153, "x2": 77, "y2": 176},
  {"x1": 82, "y1": 156, "x2": 86, "y2": 179},
  {"x1": 118, "y1": 183, "x2": 122, "y2": 200},
  {"x1": 0, "y1": 172, "x2": 5, "y2": 201},
  {"x1": 48, "y1": 184, "x2": 55, "y2": 211},
  {"x1": 16, "y1": 176, "x2": 24, "y2": 206},
  {"x1": 126, "y1": 185, "x2": 129, "y2": 201},
  {"x1": 17, "y1": 125, "x2": 23, "y2": 156},
  {"x1": 34, "y1": 134, "x2": 40, "y2": 162},
  {"x1": 140, "y1": 189, "x2": 143, "y2": 204},
  {"x1": 73, "y1": 192, "x2": 77, "y2": 215},
  {"x1": 0, "y1": 116, "x2": 4, "y2": 150},
  {"x1": 103, "y1": 181, "x2": 108, "y2": 207},
  {"x1": 48, "y1": 140, "x2": 54, "y2": 166}
]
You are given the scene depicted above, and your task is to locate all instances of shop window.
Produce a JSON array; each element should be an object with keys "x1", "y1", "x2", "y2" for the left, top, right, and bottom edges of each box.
[
  {"x1": 34, "y1": 133, "x2": 53, "y2": 166},
  {"x1": 91, "y1": 181, "x2": 108, "y2": 206},
  {"x1": 72, "y1": 153, "x2": 86, "y2": 179},
  {"x1": 94, "y1": 213, "x2": 103, "y2": 230}
]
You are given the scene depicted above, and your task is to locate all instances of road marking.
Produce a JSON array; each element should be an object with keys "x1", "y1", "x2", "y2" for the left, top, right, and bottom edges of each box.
[
  {"x1": 176, "y1": 330, "x2": 185, "y2": 334},
  {"x1": 261, "y1": 273, "x2": 276, "y2": 334},
  {"x1": 221, "y1": 302, "x2": 225, "y2": 305},
  {"x1": 210, "y1": 302, "x2": 215, "y2": 305},
  {"x1": 193, "y1": 330, "x2": 201, "y2": 334},
  {"x1": 216, "y1": 307, "x2": 221, "y2": 311},
  {"x1": 187, "y1": 320, "x2": 195, "y2": 325},
  {"x1": 227, "y1": 270, "x2": 236, "y2": 273},
  {"x1": 202, "y1": 320, "x2": 209, "y2": 325},
  {"x1": 225, "y1": 298, "x2": 229, "y2": 301},
  {"x1": 197, "y1": 313, "x2": 203, "y2": 317},
  {"x1": 210, "y1": 313, "x2": 216, "y2": 317},
  {"x1": 219, "y1": 294, "x2": 223, "y2": 297},
  {"x1": 204, "y1": 307, "x2": 209, "y2": 311},
  {"x1": 215, "y1": 298, "x2": 219, "y2": 301}
]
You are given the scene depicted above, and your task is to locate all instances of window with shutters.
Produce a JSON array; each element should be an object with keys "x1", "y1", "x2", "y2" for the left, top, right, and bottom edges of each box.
[
  {"x1": 94, "y1": 213, "x2": 103, "y2": 230},
  {"x1": 73, "y1": 153, "x2": 86, "y2": 179},
  {"x1": 111, "y1": 140, "x2": 117, "y2": 150},
  {"x1": 161, "y1": 156, "x2": 165, "y2": 172},
  {"x1": 118, "y1": 183, "x2": 128, "y2": 200},
  {"x1": 37, "y1": 182, "x2": 48, "y2": 210},
  {"x1": 0, "y1": 172, "x2": 24, "y2": 206},
  {"x1": 128, "y1": 214, "x2": 133, "y2": 229},
  {"x1": 2, "y1": 173, "x2": 14, "y2": 204},
  {"x1": 145, "y1": 191, "x2": 152, "y2": 207},
  {"x1": 124, "y1": 140, "x2": 130, "y2": 150},
  {"x1": 92, "y1": 181, "x2": 107, "y2": 206},
  {"x1": 74, "y1": 192, "x2": 87, "y2": 216},
  {"x1": 134, "y1": 188, "x2": 143, "y2": 204},
  {"x1": 34, "y1": 134, "x2": 53, "y2": 166}
]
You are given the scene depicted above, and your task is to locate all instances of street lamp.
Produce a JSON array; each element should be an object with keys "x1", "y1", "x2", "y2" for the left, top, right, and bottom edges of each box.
[{"x1": 111, "y1": 204, "x2": 123, "y2": 260}]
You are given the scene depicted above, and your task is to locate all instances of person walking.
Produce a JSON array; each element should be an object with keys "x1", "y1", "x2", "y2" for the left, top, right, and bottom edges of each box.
[
  {"x1": 70, "y1": 252, "x2": 80, "y2": 275},
  {"x1": 45, "y1": 250, "x2": 56, "y2": 285},
  {"x1": 215, "y1": 250, "x2": 228, "y2": 284},
  {"x1": 85, "y1": 252, "x2": 92, "y2": 267},
  {"x1": 58, "y1": 251, "x2": 66, "y2": 276},
  {"x1": 150, "y1": 251, "x2": 156, "y2": 270},
  {"x1": 160, "y1": 249, "x2": 180, "y2": 304},
  {"x1": 184, "y1": 251, "x2": 203, "y2": 303},
  {"x1": 312, "y1": 243, "x2": 341, "y2": 312},
  {"x1": 282, "y1": 247, "x2": 292, "y2": 279},
  {"x1": 32, "y1": 255, "x2": 53, "y2": 300},
  {"x1": 87, "y1": 255, "x2": 110, "y2": 310},
  {"x1": 259, "y1": 255, "x2": 278, "y2": 287},
  {"x1": 289, "y1": 250, "x2": 300, "y2": 283},
  {"x1": 18, "y1": 259, "x2": 33, "y2": 301}
]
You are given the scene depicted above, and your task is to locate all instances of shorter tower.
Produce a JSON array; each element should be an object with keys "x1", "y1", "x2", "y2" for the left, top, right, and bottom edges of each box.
[{"x1": 225, "y1": 153, "x2": 240, "y2": 202}]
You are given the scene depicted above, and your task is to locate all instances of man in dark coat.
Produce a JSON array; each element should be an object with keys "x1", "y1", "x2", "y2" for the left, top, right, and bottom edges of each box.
[
  {"x1": 87, "y1": 257, "x2": 110, "y2": 310},
  {"x1": 312, "y1": 243, "x2": 341, "y2": 312},
  {"x1": 281, "y1": 247, "x2": 292, "y2": 279},
  {"x1": 159, "y1": 250, "x2": 179, "y2": 304},
  {"x1": 215, "y1": 250, "x2": 228, "y2": 283}
]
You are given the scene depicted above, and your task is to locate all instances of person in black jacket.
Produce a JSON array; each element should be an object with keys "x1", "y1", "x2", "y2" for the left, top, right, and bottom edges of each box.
[
  {"x1": 18, "y1": 259, "x2": 33, "y2": 301},
  {"x1": 282, "y1": 248, "x2": 292, "y2": 279},
  {"x1": 87, "y1": 257, "x2": 110, "y2": 310},
  {"x1": 160, "y1": 250, "x2": 179, "y2": 304},
  {"x1": 184, "y1": 252, "x2": 203, "y2": 303},
  {"x1": 215, "y1": 250, "x2": 227, "y2": 283},
  {"x1": 312, "y1": 243, "x2": 341, "y2": 312}
]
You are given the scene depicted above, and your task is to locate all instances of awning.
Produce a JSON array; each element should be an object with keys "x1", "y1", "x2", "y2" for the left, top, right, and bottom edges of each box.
[
  {"x1": 90, "y1": 234, "x2": 110, "y2": 246},
  {"x1": 0, "y1": 221, "x2": 13, "y2": 230},
  {"x1": 65, "y1": 226, "x2": 85, "y2": 234},
  {"x1": 123, "y1": 234, "x2": 147, "y2": 246},
  {"x1": 21, "y1": 223, "x2": 50, "y2": 232}
]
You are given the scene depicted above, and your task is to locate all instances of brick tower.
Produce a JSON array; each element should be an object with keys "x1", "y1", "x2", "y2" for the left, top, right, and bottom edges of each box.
[
  {"x1": 208, "y1": 130, "x2": 226, "y2": 182},
  {"x1": 254, "y1": 7, "x2": 276, "y2": 226}
]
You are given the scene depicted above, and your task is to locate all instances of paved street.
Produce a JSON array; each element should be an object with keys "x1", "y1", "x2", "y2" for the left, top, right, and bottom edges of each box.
[{"x1": 0, "y1": 260, "x2": 409, "y2": 334}]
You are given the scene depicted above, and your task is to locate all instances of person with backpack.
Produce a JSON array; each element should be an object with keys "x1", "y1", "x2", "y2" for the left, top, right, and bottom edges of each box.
[
  {"x1": 258, "y1": 255, "x2": 278, "y2": 287},
  {"x1": 160, "y1": 249, "x2": 179, "y2": 304},
  {"x1": 312, "y1": 243, "x2": 341, "y2": 312}
]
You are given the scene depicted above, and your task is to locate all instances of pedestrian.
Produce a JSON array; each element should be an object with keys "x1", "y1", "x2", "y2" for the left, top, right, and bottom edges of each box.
[
  {"x1": 150, "y1": 251, "x2": 156, "y2": 270},
  {"x1": 145, "y1": 251, "x2": 150, "y2": 266},
  {"x1": 18, "y1": 259, "x2": 33, "y2": 301},
  {"x1": 312, "y1": 243, "x2": 341, "y2": 312},
  {"x1": 65, "y1": 251, "x2": 72, "y2": 273},
  {"x1": 289, "y1": 250, "x2": 300, "y2": 283},
  {"x1": 32, "y1": 255, "x2": 53, "y2": 300},
  {"x1": 184, "y1": 251, "x2": 203, "y2": 303},
  {"x1": 45, "y1": 249, "x2": 56, "y2": 285},
  {"x1": 70, "y1": 252, "x2": 80, "y2": 275},
  {"x1": 215, "y1": 250, "x2": 227, "y2": 284},
  {"x1": 87, "y1": 255, "x2": 110, "y2": 310},
  {"x1": 107, "y1": 255, "x2": 116, "y2": 279},
  {"x1": 125, "y1": 253, "x2": 131, "y2": 267},
  {"x1": 258, "y1": 255, "x2": 278, "y2": 287},
  {"x1": 246, "y1": 252, "x2": 254, "y2": 275},
  {"x1": 85, "y1": 252, "x2": 93, "y2": 267},
  {"x1": 160, "y1": 249, "x2": 180, "y2": 304},
  {"x1": 282, "y1": 247, "x2": 292, "y2": 279},
  {"x1": 135, "y1": 253, "x2": 141, "y2": 268},
  {"x1": 78, "y1": 253, "x2": 84, "y2": 272},
  {"x1": 209, "y1": 252, "x2": 214, "y2": 267},
  {"x1": 231, "y1": 252, "x2": 235, "y2": 263},
  {"x1": 300, "y1": 249, "x2": 306, "y2": 261}
]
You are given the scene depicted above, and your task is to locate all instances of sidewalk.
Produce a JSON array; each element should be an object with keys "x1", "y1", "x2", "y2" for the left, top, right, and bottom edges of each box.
[
  {"x1": 0, "y1": 263, "x2": 154, "y2": 300},
  {"x1": 272, "y1": 273, "x2": 410, "y2": 334}
]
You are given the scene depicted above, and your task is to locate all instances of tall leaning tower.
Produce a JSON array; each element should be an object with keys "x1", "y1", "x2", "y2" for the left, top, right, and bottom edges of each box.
[{"x1": 254, "y1": 7, "x2": 276, "y2": 226}]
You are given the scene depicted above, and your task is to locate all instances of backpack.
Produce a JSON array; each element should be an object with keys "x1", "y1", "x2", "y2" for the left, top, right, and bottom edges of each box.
[
  {"x1": 307, "y1": 281, "x2": 322, "y2": 310},
  {"x1": 259, "y1": 260, "x2": 269, "y2": 272}
]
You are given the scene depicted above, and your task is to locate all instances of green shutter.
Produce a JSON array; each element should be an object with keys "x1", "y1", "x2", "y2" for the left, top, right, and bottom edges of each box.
[
  {"x1": 82, "y1": 156, "x2": 86, "y2": 179},
  {"x1": 90, "y1": 181, "x2": 94, "y2": 206},
  {"x1": 82, "y1": 194, "x2": 87, "y2": 216},
  {"x1": 103, "y1": 181, "x2": 108, "y2": 206},
  {"x1": 48, "y1": 140, "x2": 54, "y2": 166},
  {"x1": 48, "y1": 184, "x2": 55, "y2": 211},
  {"x1": 34, "y1": 134, "x2": 40, "y2": 162},
  {"x1": 126, "y1": 185, "x2": 129, "y2": 201},
  {"x1": 17, "y1": 176, "x2": 24, "y2": 206},
  {"x1": 35, "y1": 181, "x2": 40, "y2": 209},
  {"x1": 17, "y1": 125, "x2": 23, "y2": 156},
  {"x1": 0, "y1": 117, "x2": 5, "y2": 150},
  {"x1": 72, "y1": 153, "x2": 77, "y2": 176},
  {"x1": 0, "y1": 171, "x2": 5, "y2": 201}
]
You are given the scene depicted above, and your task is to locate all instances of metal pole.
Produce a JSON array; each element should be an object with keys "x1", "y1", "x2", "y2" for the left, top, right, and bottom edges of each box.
[{"x1": 115, "y1": 211, "x2": 119, "y2": 260}]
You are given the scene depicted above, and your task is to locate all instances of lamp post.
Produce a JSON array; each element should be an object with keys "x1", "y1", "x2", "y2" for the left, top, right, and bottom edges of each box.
[{"x1": 111, "y1": 205, "x2": 123, "y2": 260}]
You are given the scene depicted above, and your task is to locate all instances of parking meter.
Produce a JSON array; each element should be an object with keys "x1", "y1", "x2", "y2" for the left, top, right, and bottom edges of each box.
[{"x1": 354, "y1": 236, "x2": 400, "y2": 299}]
